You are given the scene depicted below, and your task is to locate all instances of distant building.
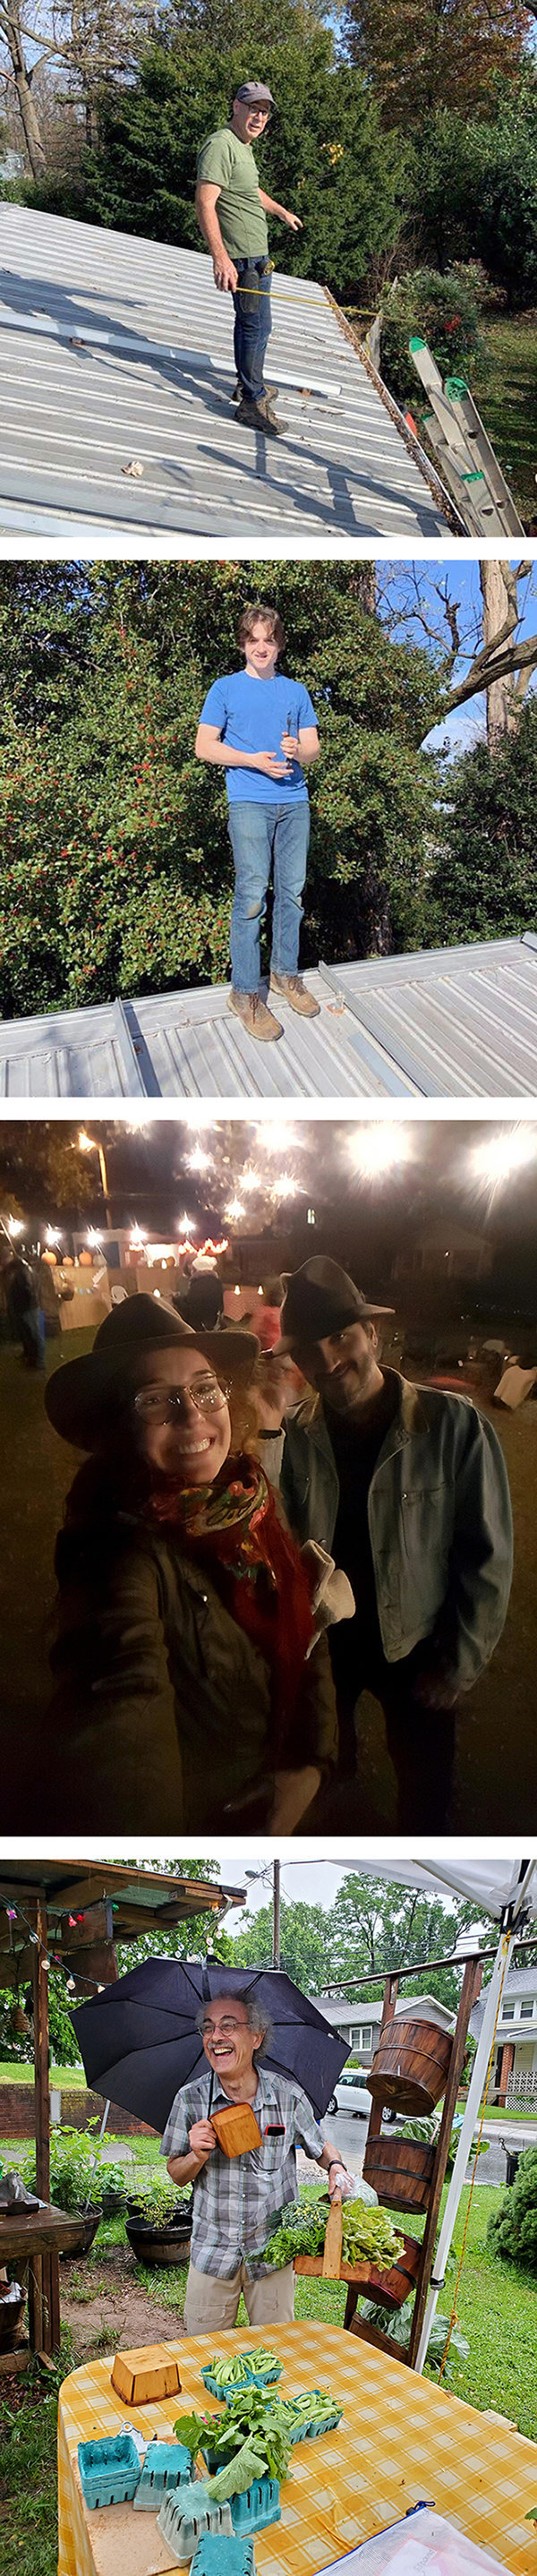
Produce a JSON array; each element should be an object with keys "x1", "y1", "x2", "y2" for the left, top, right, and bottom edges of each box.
[
  {"x1": 470, "y1": 1966, "x2": 537, "y2": 2105},
  {"x1": 312, "y1": 1991, "x2": 456, "y2": 2067}
]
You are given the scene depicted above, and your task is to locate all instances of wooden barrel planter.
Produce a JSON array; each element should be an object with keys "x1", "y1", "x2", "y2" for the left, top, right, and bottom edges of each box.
[
  {"x1": 0, "y1": 2280, "x2": 26, "y2": 2352},
  {"x1": 362, "y1": 2135, "x2": 435, "y2": 2213},
  {"x1": 125, "y1": 2214, "x2": 192, "y2": 2270},
  {"x1": 368, "y1": 2018, "x2": 453, "y2": 2115},
  {"x1": 294, "y1": 2229, "x2": 422, "y2": 2314},
  {"x1": 59, "y1": 2207, "x2": 101, "y2": 2258}
]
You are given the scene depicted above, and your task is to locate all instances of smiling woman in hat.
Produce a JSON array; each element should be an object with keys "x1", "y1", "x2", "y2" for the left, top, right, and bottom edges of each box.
[{"x1": 42, "y1": 1297, "x2": 337, "y2": 1834}]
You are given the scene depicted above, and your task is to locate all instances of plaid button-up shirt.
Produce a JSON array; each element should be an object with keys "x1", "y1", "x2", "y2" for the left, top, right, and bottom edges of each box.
[{"x1": 160, "y1": 2065, "x2": 324, "y2": 2278}]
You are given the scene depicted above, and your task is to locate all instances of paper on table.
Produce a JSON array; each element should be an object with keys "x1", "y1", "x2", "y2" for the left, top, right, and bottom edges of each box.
[{"x1": 316, "y1": 2513, "x2": 511, "y2": 2576}]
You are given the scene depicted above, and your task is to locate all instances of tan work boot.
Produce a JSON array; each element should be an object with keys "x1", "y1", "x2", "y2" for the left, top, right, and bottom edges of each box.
[
  {"x1": 228, "y1": 988, "x2": 283, "y2": 1042},
  {"x1": 269, "y1": 972, "x2": 320, "y2": 1019},
  {"x1": 235, "y1": 394, "x2": 287, "y2": 437}
]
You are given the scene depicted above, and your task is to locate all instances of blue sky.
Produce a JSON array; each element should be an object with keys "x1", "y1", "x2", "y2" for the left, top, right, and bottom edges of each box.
[{"x1": 378, "y1": 559, "x2": 537, "y2": 757}]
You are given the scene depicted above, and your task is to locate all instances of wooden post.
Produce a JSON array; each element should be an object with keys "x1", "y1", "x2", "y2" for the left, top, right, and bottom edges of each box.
[
  {"x1": 33, "y1": 1888, "x2": 50, "y2": 2203},
  {"x1": 407, "y1": 1956, "x2": 482, "y2": 2366}
]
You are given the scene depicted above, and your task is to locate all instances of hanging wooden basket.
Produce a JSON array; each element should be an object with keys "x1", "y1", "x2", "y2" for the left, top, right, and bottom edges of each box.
[
  {"x1": 368, "y1": 2017, "x2": 453, "y2": 2115},
  {"x1": 362, "y1": 2135, "x2": 435, "y2": 2214}
]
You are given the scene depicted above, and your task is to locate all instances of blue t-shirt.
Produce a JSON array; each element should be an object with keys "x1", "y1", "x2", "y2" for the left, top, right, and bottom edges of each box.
[{"x1": 199, "y1": 671, "x2": 318, "y2": 804}]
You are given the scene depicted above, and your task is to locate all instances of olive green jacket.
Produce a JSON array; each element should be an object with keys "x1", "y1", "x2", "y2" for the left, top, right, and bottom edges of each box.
[{"x1": 46, "y1": 1494, "x2": 337, "y2": 1832}]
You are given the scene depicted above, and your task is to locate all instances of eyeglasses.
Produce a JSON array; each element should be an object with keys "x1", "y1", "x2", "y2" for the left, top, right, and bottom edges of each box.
[
  {"x1": 201, "y1": 2016, "x2": 247, "y2": 2035},
  {"x1": 133, "y1": 1374, "x2": 231, "y2": 1425}
]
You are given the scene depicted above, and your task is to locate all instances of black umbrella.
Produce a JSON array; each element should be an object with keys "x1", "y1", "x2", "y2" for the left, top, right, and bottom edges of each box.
[{"x1": 71, "y1": 1957, "x2": 349, "y2": 2131}]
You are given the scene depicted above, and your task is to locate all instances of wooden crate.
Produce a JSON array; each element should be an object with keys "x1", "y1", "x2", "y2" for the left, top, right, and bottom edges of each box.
[{"x1": 111, "y1": 2344, "x2": 182, "y2": 2405}]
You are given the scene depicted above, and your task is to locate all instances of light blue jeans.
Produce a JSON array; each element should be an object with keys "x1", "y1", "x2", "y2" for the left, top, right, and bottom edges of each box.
[{"x1": 227, "y1": 800, "x2": 311, "y2": 992}]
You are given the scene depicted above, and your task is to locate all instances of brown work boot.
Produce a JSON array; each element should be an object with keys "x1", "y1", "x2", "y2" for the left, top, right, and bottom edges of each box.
[
  {"x1": 228, "y1": 988, "x2": 283, "y2": 1042},
  {"x1": 269, "y1": 972, "x2": 320, "y2": 1019},
  {"x1": 235, "y1": 394, "x2": 287, "y2": 436},
  {"x1": 232, "y1": 379, "x2": 277, "y2": 402}
]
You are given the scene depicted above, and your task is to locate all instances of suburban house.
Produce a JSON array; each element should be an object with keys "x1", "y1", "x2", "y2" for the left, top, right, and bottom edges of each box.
[
  {"x1": 470, "y1": 1966, "x2": 537, "y2": 2104},
  {"x1": 311, "y1": 1994, "x2": 456, "y2": 2067}
]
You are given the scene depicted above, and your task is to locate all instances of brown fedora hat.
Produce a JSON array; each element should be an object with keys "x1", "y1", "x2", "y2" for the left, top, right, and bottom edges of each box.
[
  {"x1": 280, "y1": 1257, "x2": 394, "y2": 1349},
  {"x1": 45, "y1": 1293, "x2": 259, "y2": 1451}
]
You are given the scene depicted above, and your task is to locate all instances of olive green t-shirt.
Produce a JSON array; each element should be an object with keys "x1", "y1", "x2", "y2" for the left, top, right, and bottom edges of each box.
[{"x1": 196, "y1": 125, "x2": 268, "y2": 261}]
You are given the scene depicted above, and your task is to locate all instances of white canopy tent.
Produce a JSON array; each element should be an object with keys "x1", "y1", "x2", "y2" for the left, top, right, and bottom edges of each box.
[{"x1": 330, "y1": 1853, "x2": 536, "y2": 2370}]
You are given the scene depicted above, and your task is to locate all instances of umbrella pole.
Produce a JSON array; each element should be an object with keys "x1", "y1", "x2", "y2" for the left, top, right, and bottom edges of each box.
[{"x1": 84, "y1": 2097, "x2": 111, "y2": 2211}]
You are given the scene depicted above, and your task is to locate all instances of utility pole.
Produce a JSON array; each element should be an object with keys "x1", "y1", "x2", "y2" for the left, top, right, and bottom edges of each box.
[{"x1": 272, "y1": 1861, "x2": 281, "y2": 1970}]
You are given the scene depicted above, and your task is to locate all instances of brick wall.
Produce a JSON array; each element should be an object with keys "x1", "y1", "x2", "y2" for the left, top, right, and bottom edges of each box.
[{"x1": 0, "y1": 2084, "x2": 155, "y2": 2138}]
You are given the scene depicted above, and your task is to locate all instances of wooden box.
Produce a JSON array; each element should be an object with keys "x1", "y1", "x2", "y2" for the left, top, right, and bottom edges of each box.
[
  {"x1": 111, "y1": 2344, "x2": 182, "y2": 2406},
  {"x1": 210, "y1": 2103, "x2": 262, "y2": 2159},
  {"x1": 294, "y1": 2230, "x2": 422, "y2": 2313}
]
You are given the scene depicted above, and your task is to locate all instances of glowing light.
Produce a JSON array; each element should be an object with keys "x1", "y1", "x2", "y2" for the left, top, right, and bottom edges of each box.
[
  {"x1": 226, "y1": 1196, "x2": 246, "y2": 1220},
  {"x1": 46, "y1": 1227, "x2": 62, "y2": 1247},
  {"x1": 153, "y1": 1289, "x2": 161, "y2": 1299},
  {"x1": 87, "y1": 1227, "x2": 103, "y2": 1246},
  {"x1": 7, "y1": 1216, "x2": 24, "y2": 1236},
  {"x1": 185, "y1": 1145, "x2": 212, "y2": 1175},
  {"x1": 234, "y1": 1285, "x2": 241, "y2": 1296},
  {"x1": 240, "y1": 1168, "x2": 261, "y2": 1194},
  {"x1": 256, "y1": 1123, "x2": 296, "y2": 1155},
  {"x1": 470, "y1": 1128, "x2": 537, "y2": 1190},
  {"x1": 178, "y1": 1212, "x2": 196, "y2": 1235},
  {"x1": 271, "y1": 1171, "x2": 304, "y2": 1202},
  {"x1": 130, "y1": 1223, "x2": 147, "y2": 1249},
  {"x1": 348, "y1": 1125, "x2": 411, "y2": 1181},
  {"x1": 78, "y1": 1130, "x2": 96, "y2": 1153}
]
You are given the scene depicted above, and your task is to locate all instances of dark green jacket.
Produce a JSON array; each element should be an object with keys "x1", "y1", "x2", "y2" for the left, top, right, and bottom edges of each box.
[{"x1": 46, "y1": 1485, "x2": 337, "y2": 1832}]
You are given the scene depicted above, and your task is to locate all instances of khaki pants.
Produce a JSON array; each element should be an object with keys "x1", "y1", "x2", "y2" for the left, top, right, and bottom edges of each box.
[{"x1": 184, "y1": 2256, "x2": 295, "y2": 2335}]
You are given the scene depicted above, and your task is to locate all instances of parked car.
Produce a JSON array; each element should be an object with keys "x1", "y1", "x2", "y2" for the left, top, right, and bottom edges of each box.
[
  {"x1": 327, "y1": 2065, "x2": 398, "y2": 2122},
  {"x1": 328, "y1": 2067, "x2": 373, "y2": 2118}
]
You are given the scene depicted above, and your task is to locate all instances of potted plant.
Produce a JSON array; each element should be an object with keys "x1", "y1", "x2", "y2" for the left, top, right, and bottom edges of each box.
[
  {"x1": 125, "y1": 2176, "x2": 193, "y2": 2269},
  {"x1": 17, "y1": 2127, "x2": 103, "y2": 2254}
]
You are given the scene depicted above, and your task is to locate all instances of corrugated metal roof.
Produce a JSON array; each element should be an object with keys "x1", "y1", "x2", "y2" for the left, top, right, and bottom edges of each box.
[
  {"x1": 1, "y1": 935, "x2": 536, "y2": 1100},
  {"x1": 0, "y1": 203, "x2": 448, "y2": 541}
]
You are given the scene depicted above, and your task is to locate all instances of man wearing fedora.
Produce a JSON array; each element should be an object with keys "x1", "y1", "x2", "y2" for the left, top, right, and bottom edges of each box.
[
  {"x1": 279, "y1": 1256, "x2": 514, "y2": 1829},
  {"x1": 195, "y1": 81, "x2": 303, "y2": 434}
]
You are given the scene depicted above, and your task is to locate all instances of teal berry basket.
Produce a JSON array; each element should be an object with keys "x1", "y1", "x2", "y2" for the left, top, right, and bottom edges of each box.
[
  {"x1": 190, "y1": 2541, "x2": 255, "y2": 2576},
  {"x1": 278, "y1": 2391, "x2": 344, "y2": 2443},
  {"x1": 201, "y1": 2361, "x2": 281, "y2": 2400},
  {"x1": 133, "y1": 2441, "x2": 193, "y2": 2506},
  {"x1": 158, "y1": 2486, "x2": 234, "y2": 2560},
  {"x1": 78, "y1": 2434, "x2": 141, "y2": 2510},
  {"x1": 230, "y1": 2475, "x2": 281, "y2": 2536}
]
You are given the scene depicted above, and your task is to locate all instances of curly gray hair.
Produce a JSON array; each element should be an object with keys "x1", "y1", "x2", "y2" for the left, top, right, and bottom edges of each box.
[{"x1": 197, "y1": 1984, "x2": 273, "y2": 2063}]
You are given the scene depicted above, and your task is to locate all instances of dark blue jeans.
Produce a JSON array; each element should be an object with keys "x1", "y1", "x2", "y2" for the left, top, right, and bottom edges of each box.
[
  {"x1": 232, "y1": 257, "x2": 272, "y2": 405},
  {"x1": 227, "y1": 800, "x2": 310, "y2": 991}
]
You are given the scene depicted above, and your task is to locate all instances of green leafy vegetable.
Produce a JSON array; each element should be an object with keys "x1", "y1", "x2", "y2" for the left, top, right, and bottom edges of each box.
[{"x1": 206, "y1": 2439, "x2": 270, "y2": 2502}]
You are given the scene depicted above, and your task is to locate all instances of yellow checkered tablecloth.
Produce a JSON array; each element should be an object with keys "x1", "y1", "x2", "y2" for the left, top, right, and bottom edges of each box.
[{"x1": 57, "y1": 2324, "x2": 536, "y2": 2576}]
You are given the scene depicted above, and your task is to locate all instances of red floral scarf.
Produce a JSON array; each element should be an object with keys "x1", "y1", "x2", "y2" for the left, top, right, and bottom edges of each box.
[{"x1": 147, "y1": 1453, "x2": 315, "y2": 1745}]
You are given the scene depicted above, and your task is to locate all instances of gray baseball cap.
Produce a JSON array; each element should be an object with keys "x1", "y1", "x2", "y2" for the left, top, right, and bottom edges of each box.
[{"x1": 234, "y1": 81, "x2": 276, "y2": 107}]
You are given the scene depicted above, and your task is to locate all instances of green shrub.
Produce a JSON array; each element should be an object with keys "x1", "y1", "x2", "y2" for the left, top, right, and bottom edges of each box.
[
  {"x1": 487, "y1": 2145, "x2": 537, "y2": 2271},
  {"x1": 379, "y1": 265, "x2": 487, "y2": 413},
  {"x1": 16, "y1": 2123, "x2": 105, "y2": 2212}
]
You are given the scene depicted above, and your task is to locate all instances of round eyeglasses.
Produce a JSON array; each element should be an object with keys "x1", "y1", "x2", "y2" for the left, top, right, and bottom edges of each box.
[{"x1": 133, "y1": 1375, "x2": 231, "y2": 1425}]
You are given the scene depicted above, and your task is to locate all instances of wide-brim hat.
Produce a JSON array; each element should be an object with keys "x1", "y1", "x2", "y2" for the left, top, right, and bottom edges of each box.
[
  {"x1": 280, "y1": 1257, "x2": 394, "y2": 1349},
  {"x1": 45, "y1": 1294, "x2": 260, "y2": 1451}
]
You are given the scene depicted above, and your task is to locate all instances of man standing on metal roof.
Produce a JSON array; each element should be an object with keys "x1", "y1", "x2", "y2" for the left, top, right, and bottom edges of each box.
[
  {"x1": 195, "y1": 599, "x2": 320, "y2": 1043},
  {"x1": 278, "y1": 1256, "x2": 514, "y2": 1832},
  {"x1": 195, "y1": 81, "x2": 303, "y2": 436}
]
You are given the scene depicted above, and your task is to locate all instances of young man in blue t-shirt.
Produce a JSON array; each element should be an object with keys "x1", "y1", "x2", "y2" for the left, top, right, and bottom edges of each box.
[{"x1": 195, "y1": 601, "x2": 320, "y2": 1041}]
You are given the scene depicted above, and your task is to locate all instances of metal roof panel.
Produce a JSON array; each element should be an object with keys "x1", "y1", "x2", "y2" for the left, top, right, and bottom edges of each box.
[
  {"x1": 1, "y1": 936, "x2": 536, "y2": 1098},
  {"x1": 0, "y1": 205, "x2": 448, "y2": 541}
]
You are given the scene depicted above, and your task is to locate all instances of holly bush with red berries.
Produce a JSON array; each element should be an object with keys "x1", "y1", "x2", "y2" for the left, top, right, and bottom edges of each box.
[{"x1": 0, "y1": 561, "x2": 443, "y2": 1021}]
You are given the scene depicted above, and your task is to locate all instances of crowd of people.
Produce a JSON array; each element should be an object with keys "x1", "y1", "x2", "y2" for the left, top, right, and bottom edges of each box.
[{"x1": 23, "y1": 1249, "x2": 513, "y2": 1836}]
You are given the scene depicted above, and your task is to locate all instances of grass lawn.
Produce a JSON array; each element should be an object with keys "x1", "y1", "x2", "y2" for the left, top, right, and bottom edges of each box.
[
  {"x1": 1, "y1": 2187, "x2": 536, "y2": 2576},
  {"x1": 473, "y1": 312, "x2": 537, "y2": 534}
]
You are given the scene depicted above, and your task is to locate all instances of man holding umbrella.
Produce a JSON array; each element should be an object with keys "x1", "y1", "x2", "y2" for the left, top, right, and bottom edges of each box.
[{"x1": 161, "y1": 1982, "x2": 354, "y2": 2332}]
